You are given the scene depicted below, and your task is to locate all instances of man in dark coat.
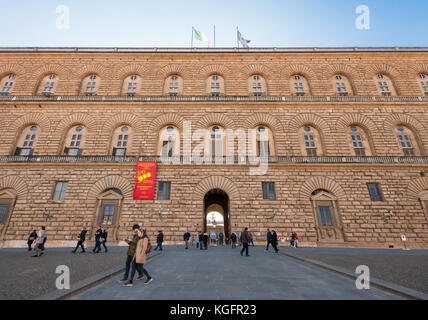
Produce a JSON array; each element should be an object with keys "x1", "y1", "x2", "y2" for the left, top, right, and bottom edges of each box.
[
  {"x1": 154, "y1": 230, "x2": 164, "y2": 251},
  {"x1": 93, "y1": 225, "x2": 103, "y2": 253},
  {"x1": 27, "y1": 230, "x2": 37, "y2": 251},
  {"x1": 199, "y1": 232, "x2": 204, "y2": 250},
  {"x1": 100, "y1": 228, "x2": 108, "y2": 253},
  {"x1": 203, "y1": 232, "x2": 209, "y2": 250},
  {"x1": 72, "y1": 227, "x2": 87, "y2": 253},
  {"x1": 183, "y1": 231, "x2": 191, "y2": 249},
  {"x1": 271, "y1": 230, "x2": 279, "y2": 253},
  {"x1": 240, "y1": 227, "x2": 251, "y2": 256},
  {"x1": 265, "y1": 229, "x2": 272, "y2": 251}
]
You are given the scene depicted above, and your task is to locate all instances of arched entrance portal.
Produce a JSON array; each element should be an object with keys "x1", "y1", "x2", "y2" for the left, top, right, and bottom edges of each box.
[{"x1": 203, "y1": 189, "x2": 230, "y2": 244}]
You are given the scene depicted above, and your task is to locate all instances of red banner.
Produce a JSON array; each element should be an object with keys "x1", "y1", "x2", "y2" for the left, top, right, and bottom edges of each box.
[{"x1": 133, "y1": 161, "x2": 157, "y2": 200}]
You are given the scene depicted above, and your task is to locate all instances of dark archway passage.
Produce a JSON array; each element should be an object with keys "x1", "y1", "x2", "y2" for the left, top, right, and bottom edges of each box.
[{"x1": 203, "y1": 189, "x2": 230, "y2": 244}]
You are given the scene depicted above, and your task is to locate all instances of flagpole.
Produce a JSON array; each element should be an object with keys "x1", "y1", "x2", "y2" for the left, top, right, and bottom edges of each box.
[
  {"x1": 191, "y1": 26, "x2": 194, "y2": 48},
  {"x1": 236, "y1": 26, "x2": 239, "y2": 49}
]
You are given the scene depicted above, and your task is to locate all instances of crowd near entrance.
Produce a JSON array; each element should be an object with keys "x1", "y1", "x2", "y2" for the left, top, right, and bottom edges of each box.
[{"x1": 203, "y1": 189, "x2": 230, "y2": 244}]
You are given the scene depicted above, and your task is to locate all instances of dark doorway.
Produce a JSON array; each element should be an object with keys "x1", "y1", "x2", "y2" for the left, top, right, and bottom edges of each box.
[{"x1": 203, "y1": 189, "x2": 230, "y2": 244}]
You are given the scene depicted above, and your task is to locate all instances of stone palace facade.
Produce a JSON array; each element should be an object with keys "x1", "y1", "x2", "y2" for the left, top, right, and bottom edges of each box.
[{"x1": 0, "y1": 47, "x2": 427, "y2": 248}]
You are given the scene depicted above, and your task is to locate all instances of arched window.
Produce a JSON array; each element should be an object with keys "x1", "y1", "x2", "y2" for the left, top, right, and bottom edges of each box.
[
  {"x1": 122, "y1": 75, "x2": 140, "y2": 97},
  {"x1": 248, "y1": 75, "x2": 266, "y2": 99},
  {"x1": 0, "y1": 189, "x2": 17, "y2": 227},
  {"x1": 395, "y1": 125, "x2": 419, "y2": 156},
  {"x1": 250, "y1": 125, "x2": 275, "y2": 157},
  {"x1": 290, "y1": 75, "x2": 310, "y2": 96},
  {"x1": 39, "y1": 74, "x2": 57, "y2": 96},
  {"x1": 299, "y1": 125, "x2": 323, "y2": 157},
  {"x1": 158, "y1": 125, "x2": 180, "y2": 157},
  {"x1": 63, "y1": 125, "x2": 86, "y2": 156},
  {"x1": 164, "y1": 75, "x2": 183, "y2": 99},
  {"x1": 111, "y1": 126, "x2": 133, "y2": 156},
  {"x1": 15, "y1": 125, "x2": 39, "y2": 156},
  {"x1": 375, "y1": 74, "x2": 396, "y2": 96},
  {"x1": 332, "y1": 75, "x2": 353, "y2": 96},
  {"x1": 418, "y1": 74, "x2": 428, "y2": 96},
  {"x1": 348, "y1": 125, "x2": 372, "y2": 156},
  {"x1": 0, "y1": 74, "x2": 16, "y2": 96},
  {"x1": 207, "y1": 74, "x2": 225, "y2": 97},
  {"x1": 310, "y1": 189, "x2": 344, "y2": 242},
  {"x1": 81, "y1": 74, "x2": 99, "y2": 96},
  {"x1": 208, "y1": 125, "x2": 225, "y2": 159}
]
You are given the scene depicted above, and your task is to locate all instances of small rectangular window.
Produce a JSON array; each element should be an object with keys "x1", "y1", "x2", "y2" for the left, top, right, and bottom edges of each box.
[
  {"x1": 157, "y1": 182, "x2": 171, "y2": 200},
  {"x1": 52, "y1": 181, "x2": 68, "y2": 201},
  {"x1": 367, "y1": 183, "x2": 384, "y2": 202},
  {"x1": 262, "y1": 182, "x2": 276, "y2": 200},
  {"x1": 0, "y1": 204, "x2": 10, "y2": 224}
]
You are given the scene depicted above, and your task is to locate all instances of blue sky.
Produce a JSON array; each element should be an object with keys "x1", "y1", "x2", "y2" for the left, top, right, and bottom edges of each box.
[{"x1": 0, "y1": 0, "x2": 426, "y2": 47}]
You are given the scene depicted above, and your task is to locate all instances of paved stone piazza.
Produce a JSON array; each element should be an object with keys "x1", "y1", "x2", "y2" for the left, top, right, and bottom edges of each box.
[{"x1": 0, "y1": 47, "x2": 428, "y2": 250}]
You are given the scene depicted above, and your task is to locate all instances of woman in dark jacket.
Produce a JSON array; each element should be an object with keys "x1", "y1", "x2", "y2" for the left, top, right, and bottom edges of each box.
[
  {"x1": 27, "y1": 230, "x2": 37, "y2": 251},
  {"x1": 271, "y1": 230, "x2": 279, "y2": 253}
]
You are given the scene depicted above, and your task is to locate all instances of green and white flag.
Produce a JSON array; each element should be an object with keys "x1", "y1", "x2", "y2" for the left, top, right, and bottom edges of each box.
[{"x1": 194, "y1": 28, "x2": 210, "y2": 47}]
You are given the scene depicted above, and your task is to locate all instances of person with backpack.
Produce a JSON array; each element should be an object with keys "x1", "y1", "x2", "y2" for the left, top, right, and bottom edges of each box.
[
  {"x1": 27, "y1": 230, "x2": 37, "y2": 251},
  {"x1": 183, "y1": 231, "x2": 191, "y2": 249},
  {"x1": 231, "y1": 232, "x2": 237, "y2": 248},
  {"x1": 72, "y1": 227, "x2": 87, "y2": 253},
  {"x1": 123, "y1": 228, "x2": 153, "y2": 287},
  {"x1": 271, "y1": 230, "x2": 279, "y2": 253},
  {"x1": 154, "y1": 230, "x2": 164, "y2": 251}
]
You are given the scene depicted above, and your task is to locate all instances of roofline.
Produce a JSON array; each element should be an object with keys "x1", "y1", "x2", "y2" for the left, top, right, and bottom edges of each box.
[{"x1": 0, "y1": 47, "x2": 428, "y2": 53}]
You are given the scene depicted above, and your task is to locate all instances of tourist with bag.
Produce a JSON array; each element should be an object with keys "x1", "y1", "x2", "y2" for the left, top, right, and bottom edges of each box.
[
  {"x1": 72, "y1": 226, "x2": 87, "y2": 253},
  {"x1": 27, "y1": 230, "x2": 37, "y2": 251},
  {"x1": 123, "y1": 228, "x2": 153, "y2": 287}
]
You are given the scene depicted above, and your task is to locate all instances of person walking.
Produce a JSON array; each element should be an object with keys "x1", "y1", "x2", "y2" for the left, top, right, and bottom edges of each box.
[
  {"x1": 195, "y1": 231, "x2": 200, "y2": 249},
  {"x1": 293, "y1": 232, "x2": 299, "y2": 248},
  {"x1": 92, "y1": 225, "x2": 103, "y2": 253},
  {"x1": 27, "y1": 230, "x2": 37, "y2": 251},
  {"x1": 240, "y1": 227, "x2": 251, "y2": 256},
  {"x1": 199, "y1": 232, "x2": 204, "y2": 250},
  {"x1": 123, "y1": 228, "x2": 153, "y2": 287},
  {"x1": 265, "y1": 229, "x2": 272, "y2": 251},
  {"x1": 248, "y1": 231, "x2": 255, "y2": 247},
  {"x1": 183, "y1": 231, "x2": 190, "y2": 249},
  {"x1": 119, "y1": 224, "x2": 143, "y2": 282},
  {"x1": 219, "y1": 232, "x2": 224, "y2": 246},
  {"x1": 231, "y1": 232, "x2": 237, "y2": 248},
  {"x1": 32, "y1": 226, "x2": 47, "y2": 257},
  {"x1": 271, "y1": 230, "x2": 279, "y2": 253},
  {"x1": 100, "y1": 228, "x2": 108, "y2": 252},
  {"x1": 203, "y1": 232, "x2": 209, "y2": 250},
  {"x1": 72, "y1": 227, "x2": 87, "y2": 253},
  {"x1": 154, "y1": 230, "x2": 164, "y2": 251},
  {"x1": 290, "y1": 232, "x2": 295, "y2": 248}
]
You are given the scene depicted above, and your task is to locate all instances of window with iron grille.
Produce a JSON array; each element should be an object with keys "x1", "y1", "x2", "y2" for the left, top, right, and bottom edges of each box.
[
  {"x1": 262, "y1": 182, "x2": 276, "y2": 201},
  {"x1": 157, "y1": 182, "x2": 171, "y2": 200},
  {"x1": 52, "y1": 181, "x2": 68, "y2": 201},
  {"x1": 367, "y1": 183, "x2": 384, "y2": 202}
]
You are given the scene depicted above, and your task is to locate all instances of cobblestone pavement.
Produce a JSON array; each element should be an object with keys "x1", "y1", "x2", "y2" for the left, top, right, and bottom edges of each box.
[
  {"x1": 71, "y1": 245, "x2": 403, "y2": 300},
  {"x1": 280, "y1": 246, "x2": 428, "y2": 294},
  {"x1": 0, "y1": 246, "x2": 128, "y2": 300}
]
